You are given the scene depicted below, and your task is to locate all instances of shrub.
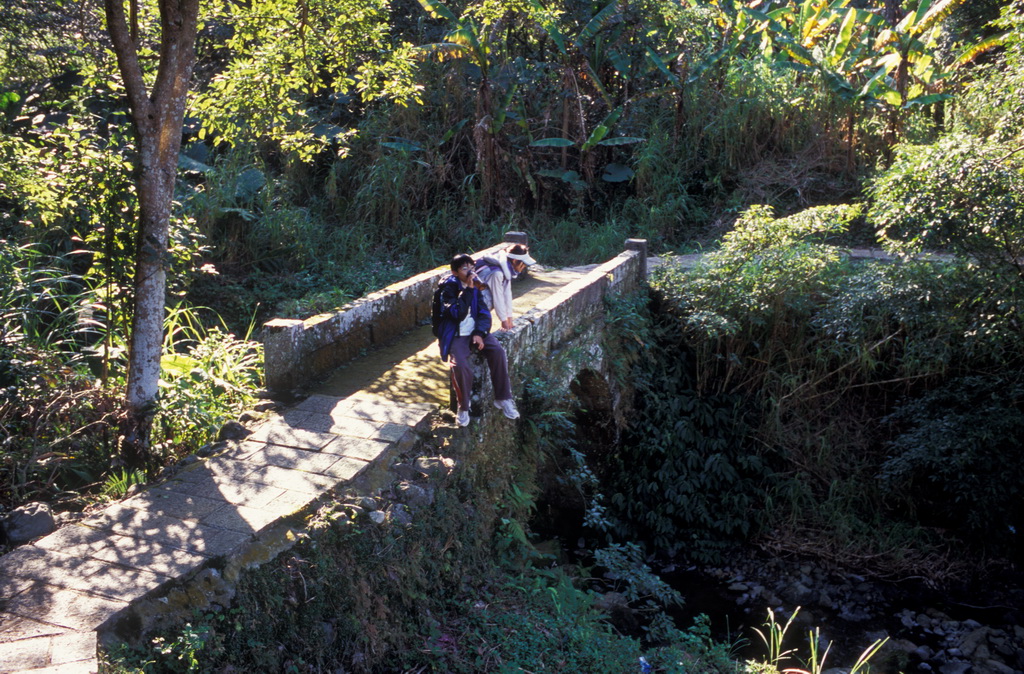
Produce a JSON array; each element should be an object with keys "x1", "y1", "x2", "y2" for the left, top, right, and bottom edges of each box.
[
  {"x1": 0, "y1": 240, "x2": 119, "y2": 510},
  {"x1": 880, "y1": 375, "x2": 1024, "y2": 551},
  {"x1": 868, "y1": 132, "x2": 1024, "y2": 268},
  {"x1": 645, "y1": 201, "x2": 1024, "y2": 569},
  {"x1": 951, "y1": 2, "x2": 1024, "y2": 142},
  {"x1": 603, "y1": 294, "x2": 768, "y2": 563},
  {"x1": 814, "y1": 259, "x2": 1024, "y2": 378},
  {"x1": 153, "y1": 312, "x2": 263, "y2": 460},
  {"x1": 654, "y1": 203, "x2": 860, "y2": 394}
]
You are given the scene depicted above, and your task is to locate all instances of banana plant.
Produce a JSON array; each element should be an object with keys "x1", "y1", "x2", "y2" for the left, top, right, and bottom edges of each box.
[
  {"x1": 682, "y1": 0, "x2": 773, "y2": 84},
  {"x1": 521, "y1": 0, "x2": 658, "y2": 190},
  {"x1": 749, "y1": 1, "x2": 887, "y2": 169},
  {"x1": 868, "y1": 0, "x2": 969, "y2": 140},
  {"x1": 530, "y1": 106, "x2": 643, "y2": 187},
  {"x1": 413, "y1": 0, "x2": 517, "y2": 213}
]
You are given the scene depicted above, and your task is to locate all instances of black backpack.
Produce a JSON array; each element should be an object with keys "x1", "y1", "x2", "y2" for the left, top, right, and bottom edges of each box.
[{"x1": 430, "y1": 280, "x2": 444, "y2": 337}]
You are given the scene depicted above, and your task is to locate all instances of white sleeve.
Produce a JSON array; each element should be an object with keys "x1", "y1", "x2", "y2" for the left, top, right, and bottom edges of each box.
[{"x1": 487, "y1": 273, "x2": 512, "y2": 321}]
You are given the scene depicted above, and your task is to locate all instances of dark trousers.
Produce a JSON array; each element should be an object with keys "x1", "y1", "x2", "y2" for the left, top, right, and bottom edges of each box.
[{"x1": 448, "y1": 334, "x2": 512, "y2": 411}]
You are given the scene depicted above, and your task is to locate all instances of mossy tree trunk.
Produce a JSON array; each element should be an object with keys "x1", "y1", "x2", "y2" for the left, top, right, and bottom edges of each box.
[{"x1": 104, "y1": 0, "x2": 199, "y2": 465}]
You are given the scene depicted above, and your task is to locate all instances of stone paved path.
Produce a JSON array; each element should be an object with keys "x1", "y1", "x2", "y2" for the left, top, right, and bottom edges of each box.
[{"x1": 0, "y1": 264, "x2": 591, "y2": 673}]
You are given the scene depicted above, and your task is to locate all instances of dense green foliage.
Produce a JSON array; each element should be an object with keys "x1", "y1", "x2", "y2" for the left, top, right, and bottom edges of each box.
[
  {"x1": 869, "y1": 133, "x2": 1024, "y2": 266},
  {"x1": 602, "y1": 293, "x2": 768, "y2": 563},
  {"x1": 2, "y1": 0, "x2": 1023, "y2": 632},
  {"x1": 881, "y1": 375, "x2": 1024, "y2": 541},
  {"x1": 644, "y1": 202, "x2": 1024, "y2": 568}
]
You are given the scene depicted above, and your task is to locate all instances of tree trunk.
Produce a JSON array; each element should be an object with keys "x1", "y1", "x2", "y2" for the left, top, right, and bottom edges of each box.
[
  {"x1": 883, "y1": 0, "x2": 903, "y2": 27},
  {"x1": 105, "y1": 0, "x2": 199, "y2": 465}
]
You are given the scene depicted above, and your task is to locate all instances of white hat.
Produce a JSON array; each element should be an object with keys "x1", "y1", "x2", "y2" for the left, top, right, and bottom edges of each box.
[{"x1": 507, "y1": 251, "x2": 537, "y2": 266}]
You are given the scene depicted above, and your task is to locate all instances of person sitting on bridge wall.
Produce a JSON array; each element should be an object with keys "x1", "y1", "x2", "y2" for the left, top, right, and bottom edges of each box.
[
  {"x1": 436, "y1": 253, "x2": 521, "y2": 427},
  {"x1": 474, "y1": 244, "x2": 536, "y2": 330}
]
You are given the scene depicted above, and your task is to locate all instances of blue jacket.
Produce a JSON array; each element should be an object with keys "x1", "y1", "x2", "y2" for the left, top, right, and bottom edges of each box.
[{"x1": 436, "y1": 273, "x2": 492, "y2": 361}]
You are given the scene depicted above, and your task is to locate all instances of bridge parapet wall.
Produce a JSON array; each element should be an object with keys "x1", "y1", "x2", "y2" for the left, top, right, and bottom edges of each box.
[
  {"x1": 466, "y1": 242, "x2": 646, "y2": 414},
  {"x1": 262, "y1": 238, "x2": 524, "y2": 392},
  {"x1": 510, "y1": 246, "x2": 644, "y2": 363}
]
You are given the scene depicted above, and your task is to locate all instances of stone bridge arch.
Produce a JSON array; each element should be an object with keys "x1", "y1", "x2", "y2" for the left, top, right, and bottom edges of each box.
[{"x1": 570, "y1": 367, "x2": 620, "y2": 445}]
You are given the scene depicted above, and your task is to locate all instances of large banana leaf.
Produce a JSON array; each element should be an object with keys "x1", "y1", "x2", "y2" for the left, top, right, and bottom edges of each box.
[
  {"x1": 581, "y1": 107, "x2": 621, "y2": 152},
  {"x1": 416, "y1": 0, "x2": 457, "y2": 22},
  {"x1": 490, "y1": 83, "x2": 518, "y2": 134},
  {"x1": 530, "y1": 138, "x2": 575, "y2": 148},
  {"x1": 903, "y1": 93, "x2": 950, "y2": 109},
  {"x1": 576, "y1": 1, "x2": 620, "y2": 47},
  {"x1": 645, "y1": 47, "x2": 681, "y2": 87}
]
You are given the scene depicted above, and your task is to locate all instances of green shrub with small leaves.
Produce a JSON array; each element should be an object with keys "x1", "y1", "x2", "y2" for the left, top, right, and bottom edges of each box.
[
  {"x1": 880, "y1": 375, "x2": 1024, "y2": 551},
  {"x1": 603, "y1": 293, "x2": 768, "y2": 563},
  {"x1": 645, "y1": 201, "x2": 1024, "y2": 568},
  {"x1": 152, "y1": 307, "x2": 263, "y2": 461},
  {"x1": 868, "y1": 133, "x2": 1024, "y2": 268}
]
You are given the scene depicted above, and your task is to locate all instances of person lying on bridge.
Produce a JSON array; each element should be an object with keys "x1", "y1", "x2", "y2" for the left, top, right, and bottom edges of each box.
[
  {"x1": 435, "y1": 254, "x2": 521, "y2": 427},
  {"x1": 473, "y1": 244, "x2": 536, "y2": 330}
]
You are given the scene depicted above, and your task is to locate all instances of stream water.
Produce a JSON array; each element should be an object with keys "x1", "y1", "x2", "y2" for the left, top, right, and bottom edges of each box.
[
  {"x1": 531, "y1": 500, "x2": 1024, "y2": 673},
  {"x1": 660, "y1": 553, "x2": 1024, "y2": 673}
]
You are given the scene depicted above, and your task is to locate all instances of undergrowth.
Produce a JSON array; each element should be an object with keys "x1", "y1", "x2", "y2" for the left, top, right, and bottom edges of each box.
[
  {"x1": 100, "y1": 417, "x2": 734, "y2": 673},
  {"x1": 643, "y1": 202, "x2": 1024, "y2": 574}
]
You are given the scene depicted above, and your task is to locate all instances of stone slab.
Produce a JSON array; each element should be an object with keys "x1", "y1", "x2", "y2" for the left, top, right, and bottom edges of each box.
[
  {"x1": 88, "y1": 540, "x2": 207, "y2": 579},
  {"x1": 335, "y1": 404, "x2": 430, "y2": 426},
  {"x1": 0, "y1": 549, "x2": 164, "y2": 604},
  {"x1": 369, "y1": 423, "x2": 412, "y2": 444},
  {"x1": 168, "y1": 456, "x2": 254, "y2": 483},
  {"x1": 313, "y1": 396, "x2": 434, "y2": 427},
  {"x1": 278, "y1": 408, "x2": 313, "y2": 426},
  {"x1": 48, "y1": 630, "x2": 97, "y2": 667},
  {"x1": 217, "y1": 440, "x2": 266, "y2": 461},
  {"x1": 17, "y1": 660, "x2": 99, "y2": 674},
  {"x1": 0, "y1": 613, "x2": 68, "y2": 644},
  {"x1": 243, "y1": 445, "x2": 344, "y2": 475},
  {"x1": 248, "y1": 422, "x2": 338, "y2": 450},
  {"x1": 159, "y1": 473, "x2": 285, "y2": 510},
  {"x1": 30, "y1": 526, "x2": 113, "y2": 559},
  {"x1": 0, "y1": 548, "x2": 102, "y2": 590},
  {"x1": 72, "y1": 563, "x2": 169, "y2": 604},
  {"x1": 4, "y1": 585, "x2": 126, "y2": 632},
  {"x1": 263, "y1": 489, "x2": 318, "y2": 513},
  {"x1": 326, "y1": 416, "x2": 383, "y2": 439},
  {"x1": 1, "y1": 573, "x2": 36, "y2": 601},
  {"x1": 287, "y1": 412, "x2": 339, "y2": 433},
  {"x1": 292, "y1": 394, "x2": 346, "y2": 415},
  {"x1": 320, "y1": 456, "x2": 371, "y2": 482},
  {"x1": 321, "y1": 437, "x2": 391, "y2": 462},
  {"x1": 201, "y1": 504, "x2": 282, "y2": 534},
  {"x1": 0, "y1": 632, "x2": 56, "y2": 671},
  {"x1": 124, "y1": 488, "x2": 226, "y2": 522},
  {"x1": 244, "y1": 465, "x2": 337, "y2": 495},
  {"x1": 82, "y1": 505, "x2": 250, "y2": 558}
]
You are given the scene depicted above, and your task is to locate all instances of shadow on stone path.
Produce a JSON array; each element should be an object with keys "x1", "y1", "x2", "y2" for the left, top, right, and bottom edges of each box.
[{"x1": 0, "y1": 264, "x2": 591, "y2": 673}]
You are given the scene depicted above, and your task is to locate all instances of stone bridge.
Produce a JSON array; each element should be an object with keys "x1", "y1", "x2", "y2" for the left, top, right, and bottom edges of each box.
[
  {"x1": 0, "y1": 235, "x2": 650, "y2": 672},
  {"x1": 262, "y1": 233, "x2": 647, "y2": 406}
]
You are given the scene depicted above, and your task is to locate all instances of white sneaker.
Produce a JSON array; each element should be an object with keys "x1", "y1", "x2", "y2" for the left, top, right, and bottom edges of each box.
[
  {"x1": 493, "y1": 399, "x2": 520, "y2": 420},
  {"x1": 456, "y1": 409, "x2": 470, "y2": 427}
]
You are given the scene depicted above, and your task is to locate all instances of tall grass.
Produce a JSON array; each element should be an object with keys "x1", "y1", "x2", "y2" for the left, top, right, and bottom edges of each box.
[
  {"x1": 153, "y1": 304, "x2": 263, "y2": 460},
  {"x1": 0, "y1": 241, "x2": 120, "y2": 508}
]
